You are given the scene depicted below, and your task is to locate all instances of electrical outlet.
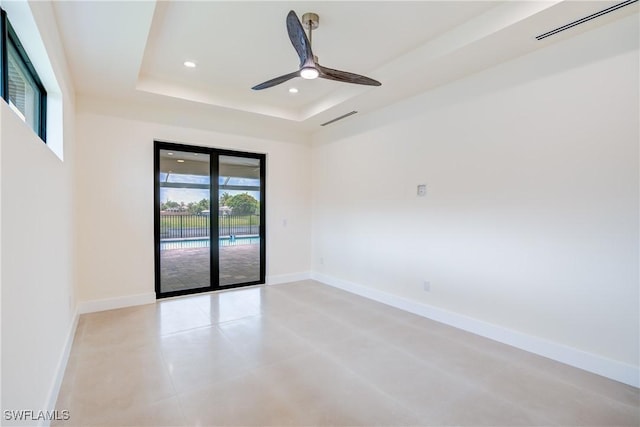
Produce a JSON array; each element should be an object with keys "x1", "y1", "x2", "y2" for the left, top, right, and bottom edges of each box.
[
  {"x1": 320, "y1": 257, "x2": 324, "y2": 265},
  {"x1": 423, "y1": 281, "x2": 431, "y2": 292}
]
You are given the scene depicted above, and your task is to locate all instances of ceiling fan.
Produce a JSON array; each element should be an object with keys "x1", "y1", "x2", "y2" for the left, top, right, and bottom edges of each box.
[{"x1": 251, "y1": 10, "x2": 382, "y2": 90}]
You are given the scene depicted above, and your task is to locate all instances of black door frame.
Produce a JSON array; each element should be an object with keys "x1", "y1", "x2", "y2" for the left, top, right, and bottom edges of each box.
[{"x1": 154, "y1": 140, "x2": 266, "y2": 299}]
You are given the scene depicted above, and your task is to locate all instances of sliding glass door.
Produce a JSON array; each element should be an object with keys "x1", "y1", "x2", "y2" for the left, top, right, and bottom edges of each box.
[
  {"x1": 154, "y1": 141, "x2": 265, "y2": 298},
  {"x1": 156, "y1": 147, "x2": 211, "y2": 294},
  {"x1": 218, "y1": 155, "x2": 263, "y2": 286}
]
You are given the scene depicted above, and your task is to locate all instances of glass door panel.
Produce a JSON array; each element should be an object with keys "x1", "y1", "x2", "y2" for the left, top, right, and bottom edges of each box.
[
  {"x1": 218, "y1": 155, "x2": 262, "y2": 287},
  {"x1": 158, "y1": 148, "x2": 211, "y2": 294}
]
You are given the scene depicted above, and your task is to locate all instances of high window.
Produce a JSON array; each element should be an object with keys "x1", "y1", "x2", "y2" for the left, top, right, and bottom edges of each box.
[{"x1": 1, "y1": 8, "x2": 47, "y2": 141}]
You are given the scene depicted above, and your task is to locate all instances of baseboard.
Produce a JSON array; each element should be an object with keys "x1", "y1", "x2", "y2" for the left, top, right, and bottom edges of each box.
[
  {"x1": 42, "y1": 308, "x2": 79, "y2": 426},
  {"x1": 311, "y1": 272, "x2": 639, "y2": 388},
  {"x1": 75, "y1": 276, "x2": 315, "y2": 312},
  {"x1": 267, "y1": 271, "x2": 311, "y2": 286},
  {"x1": 77, "y1": 292, "x2": 156, "y2": 314}
]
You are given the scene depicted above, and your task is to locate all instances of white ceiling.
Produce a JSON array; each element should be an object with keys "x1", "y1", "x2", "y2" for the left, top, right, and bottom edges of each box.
[{"x1": 53, "y1": 0, "x2": 638, "y2": 136}]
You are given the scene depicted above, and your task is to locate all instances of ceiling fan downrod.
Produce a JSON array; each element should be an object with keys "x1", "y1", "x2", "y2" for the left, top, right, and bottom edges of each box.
[{"x1": 302, "y1": 12, "x2": 319, "y2": 48}]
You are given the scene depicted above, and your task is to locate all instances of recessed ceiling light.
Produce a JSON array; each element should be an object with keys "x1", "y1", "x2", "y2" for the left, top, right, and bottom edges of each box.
[
  {"x1": 167, "y1": 152, "x2": 174, "y2": 155},
  {"x1": 193, "y1": 153, "x2": 199, "y2": 156},
  {"x1": 288, "y1": 87, "x2": 299, "y2": 94},
  {"x1": 177, "y1": 159, "x2": 185, "y2": 163},
  {"x1": 183, "y1": 61, "x2": 197, "y2": 68}
]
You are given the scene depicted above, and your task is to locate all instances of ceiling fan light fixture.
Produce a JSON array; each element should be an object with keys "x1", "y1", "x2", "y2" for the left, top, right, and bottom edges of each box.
[{"x1": 300, "y1": 67, "x2": 319, "y2": 79}]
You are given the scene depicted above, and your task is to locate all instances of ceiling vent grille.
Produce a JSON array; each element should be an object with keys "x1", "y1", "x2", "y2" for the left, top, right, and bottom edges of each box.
[
  {"x1": 320, "y1": 111, "x2": 358, "y2": 127},
  {"x1": 535, "y1": 0, "x2": 637, "y2": 41}
]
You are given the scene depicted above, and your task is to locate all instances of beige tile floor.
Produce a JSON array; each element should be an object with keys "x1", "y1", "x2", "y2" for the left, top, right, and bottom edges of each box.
[{"x1": 54, "y1": 280, "x2": 639, "y2": 426}]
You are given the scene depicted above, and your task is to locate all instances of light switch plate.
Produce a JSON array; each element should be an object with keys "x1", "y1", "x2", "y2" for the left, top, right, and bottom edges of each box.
[{"x1": 417, "y1": 184, "x2": 427, "y2": 197}]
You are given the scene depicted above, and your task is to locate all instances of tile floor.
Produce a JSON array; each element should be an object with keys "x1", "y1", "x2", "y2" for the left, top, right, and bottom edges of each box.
[{"x1": 54, "y1": 280, "x2": 639, "y2": 426}]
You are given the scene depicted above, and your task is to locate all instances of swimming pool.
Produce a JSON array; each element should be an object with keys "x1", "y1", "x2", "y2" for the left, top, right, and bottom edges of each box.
[{"x1": 161, "y1": 236, "x2": 260, "y2": 250}]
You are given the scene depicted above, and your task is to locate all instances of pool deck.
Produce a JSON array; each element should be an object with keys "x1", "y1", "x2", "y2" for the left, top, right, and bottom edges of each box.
[{"x1": 160, "y1": 244, "x2": 260, "y2": 292}]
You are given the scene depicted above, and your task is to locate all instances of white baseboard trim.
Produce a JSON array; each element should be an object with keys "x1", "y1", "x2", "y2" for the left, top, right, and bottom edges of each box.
[
  {"x1": 77, "y1": 292, "x2": 156, "y2": 314},
  {"x1": 43, "y1": 308, "x2": 79, "y2": 426},
  {"x1": 311, "y1": 272, "x2": 639, "y2": 388},
  {"x1": 267, "y1": 271, "x2": 311, "y2": 286}
]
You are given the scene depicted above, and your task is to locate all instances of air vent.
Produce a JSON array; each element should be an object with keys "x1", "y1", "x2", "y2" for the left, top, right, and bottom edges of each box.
[
  {"x1": 320, "y1": 111, "x2": 358, "y2": 127},
  {"x1": 535, "y1": 0, "x2": 637, "y2": 41}
]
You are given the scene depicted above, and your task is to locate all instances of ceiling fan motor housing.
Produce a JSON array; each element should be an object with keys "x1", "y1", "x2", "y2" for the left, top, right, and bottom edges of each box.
[{"x1": 301, "y1": 13, "x2": 319, "y2": 30}]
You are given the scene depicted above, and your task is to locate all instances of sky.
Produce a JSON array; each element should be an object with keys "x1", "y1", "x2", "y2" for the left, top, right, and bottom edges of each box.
[
  {"x1": 160, "y1": 188, "x2": 260, "y2": 205},
  {"x1": 160, "y1": 173, "x2": 260, "y2": 205}
]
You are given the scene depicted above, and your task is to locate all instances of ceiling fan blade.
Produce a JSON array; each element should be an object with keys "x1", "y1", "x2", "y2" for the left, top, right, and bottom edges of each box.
[
  {"x1": 287, "y1": 10, "x2": 314, "y2": 68},
  {"x1": 251, "y1": 70, "x2": 300, "y2": 90},
  {"x1": 318, "y1": 65, "x2": 381, "y2": 87}
]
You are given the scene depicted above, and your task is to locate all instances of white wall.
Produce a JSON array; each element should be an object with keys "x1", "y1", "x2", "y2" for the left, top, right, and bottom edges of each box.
[
  {"x1": 311, "y1": 15, "x2": 639, "y2": 383},
  {"x1": 74, "y1": 100, "x2": 311, "y2": 305},
  {"x1": 0, "y1": 2, "x2": 76, "y2": 422}
]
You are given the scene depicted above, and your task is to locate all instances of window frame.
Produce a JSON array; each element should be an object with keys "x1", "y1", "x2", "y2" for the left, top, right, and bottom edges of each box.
[{"x1": 0, "y1": 8, "x2": 47, "y2": 142}]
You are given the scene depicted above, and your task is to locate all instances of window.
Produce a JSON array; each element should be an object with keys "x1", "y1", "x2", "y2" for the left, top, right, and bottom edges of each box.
[{"x1": 1, "y1": 8, "x2": 46, "y2": 141}]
